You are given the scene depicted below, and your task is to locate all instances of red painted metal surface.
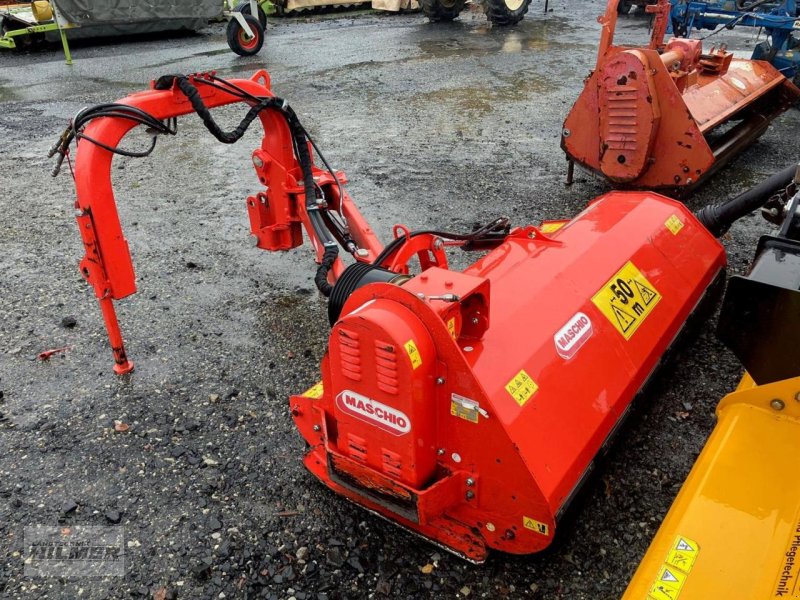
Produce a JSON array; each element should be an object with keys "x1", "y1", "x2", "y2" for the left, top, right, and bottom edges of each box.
[
  {"x1": 563, "y1": 0, "x2": 800, "y2": 191},
  {"x1": 291, "y1": 192, "x2": 725, "y2": 561}
]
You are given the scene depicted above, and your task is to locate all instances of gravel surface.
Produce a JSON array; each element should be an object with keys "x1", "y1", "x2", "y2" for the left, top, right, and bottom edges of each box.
[{"x1": 1, "y1": 2, "x2": 798, "y2": 598}]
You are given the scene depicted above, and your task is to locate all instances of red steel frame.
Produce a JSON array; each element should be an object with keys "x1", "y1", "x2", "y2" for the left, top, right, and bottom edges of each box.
[{"x1": 71, "y1": 71, "x2": 390, "y2": 374}]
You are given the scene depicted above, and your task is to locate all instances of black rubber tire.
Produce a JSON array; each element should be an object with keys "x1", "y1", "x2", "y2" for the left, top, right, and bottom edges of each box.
[
  {"x1": 226, "y1": 14, "x2": 265, "y2": 56},
  {"x1": 484, "y1": 0, "x2": 530, "y2": 26},
  {"x1": 617, "y1": 0, "x2": 634, "y2": 14},
  {"x1": 421, "y1": 0, "x2": 466, "y2": 22},
  {"x1": 233, "y1": 0, "x2": 267, "y2": 29}
]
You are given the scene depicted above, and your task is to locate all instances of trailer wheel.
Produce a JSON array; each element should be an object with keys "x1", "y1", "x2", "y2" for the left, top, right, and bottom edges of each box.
[
  {"x1": 421, "y1": 0, "x2": 466, "y2": 22},
  {"x1": 226, "y1": 14, "x2": 265, "y2": 56},
  {"x1": 617, "y1": 0, "x2": 634, "y2": 14},
  {"x1": 484, "y1": 0, "x2": 530, "y2": 26},
  {"x1": 233, "y1": 0, "x2": 268, "y2": 29}
]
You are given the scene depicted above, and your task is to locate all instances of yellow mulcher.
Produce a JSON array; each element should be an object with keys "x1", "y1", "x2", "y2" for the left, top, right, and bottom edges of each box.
[{"x1": 624, "y1": 164, "x2": 800, "y2": 600}]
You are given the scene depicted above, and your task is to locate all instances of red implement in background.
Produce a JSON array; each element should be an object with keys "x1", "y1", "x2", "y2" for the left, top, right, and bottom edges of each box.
[
  {"x1": 67, "y1": 72, "x2": 725, "y2": 561},
  {"x1": 562, "y1": 0, "x2": 800, "y2": 191}
]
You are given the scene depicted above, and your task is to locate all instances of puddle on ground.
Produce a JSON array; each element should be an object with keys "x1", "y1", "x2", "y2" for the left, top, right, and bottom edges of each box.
[
  {"x1": 0, "y1": 86, "x2": 20, "y2": 102},
  {"x1": 193, "y1": 47, "x2": 234, "y2": 57},
  {"x1": 415, "y1": 15, "x2": 580, "y2": 58},
  {"x1": 414, "y1": 70, "x2": 555, "y2": 113}
]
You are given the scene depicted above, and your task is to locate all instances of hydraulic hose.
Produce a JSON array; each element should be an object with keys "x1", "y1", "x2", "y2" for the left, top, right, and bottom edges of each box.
[
  {"x1": 696, "y1": 163, "x2": 798, "y2": 236},
  {"x1": 314, "y1": 245, "x2": 338, "y2": 298},
  {"x1": 155, "y1": 75, "x2": 340, "y2": 296}
]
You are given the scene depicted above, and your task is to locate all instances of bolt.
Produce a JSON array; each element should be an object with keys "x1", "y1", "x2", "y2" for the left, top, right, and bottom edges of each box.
[
  {"x1": 253, "y1": 156, "x2": 264, "y2": 168},
  {"x1": 686, "y1": 178, "x2": 693, "y2": 185},
  {"x1": 562, "y1": 128, "x2": 571, "y2": 137},
  {"x1": 486, "y1": 523, "x2": 496, "y2": 532},
  {"x1": 471, "y1": 317, "x2": 479, "y2": 325},
  {"x1": 466, "y1": 478, "x2": 475, "y2": 487},
  {"x1": 436, "y1": 377, "x2": 445, "y2": 385},
  {"x1": 465, "y1": 491, "x2": 475, "y2": 500},
  {"x1": 771, "y1": 399, "x2": 785, "y2": 411},
  {"x1": 74, "y1": 208, "x2": 84, "y2": 217},
  {"x1": 313, "y1": 424, "x2": 321, "y2": 432},
  {"x1": 463, "y1": 346, "x2": 473, "y2": 352},
  {"x1": 437, "y1": 448, "x2": 445, "y2": 456},
  {"x1": 356, "y1": 248, "x2": 369, "y2": 257},
  {"x1": 433, "y1": 237, "x2": 444, "y2": 251},
  {"x1": 528, "y1": 231, "x2": 536, "y2": 239}
]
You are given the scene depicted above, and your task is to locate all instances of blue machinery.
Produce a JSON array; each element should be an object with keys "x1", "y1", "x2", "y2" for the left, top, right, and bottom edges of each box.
[{"x1": 669, "y1": 0, "x2": 800, "y2": 80}]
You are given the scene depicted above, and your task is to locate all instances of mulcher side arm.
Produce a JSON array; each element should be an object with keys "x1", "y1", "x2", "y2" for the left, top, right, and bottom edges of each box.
[{"x1": 70, "y1": 71, "x2": 383, "y2": 374}]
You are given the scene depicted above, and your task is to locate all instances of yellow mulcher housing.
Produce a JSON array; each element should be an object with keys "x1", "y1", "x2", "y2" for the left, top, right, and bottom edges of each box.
[{"x1": 624, "y1": 168, "x2": 800, "y2": 600}]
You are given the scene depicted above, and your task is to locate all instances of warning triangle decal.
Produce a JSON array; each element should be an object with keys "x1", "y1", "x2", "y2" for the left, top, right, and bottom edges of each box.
[
  {"x1": 611, "y1": 304, "x2": 636, "y2": 333},
  {"x1": 633, "y1": 280, "x2": 657, "y2": 305},
  {"x1": 661, "y1": 569, "x2": 679, "y2": 583},
  {"x1": 676, "y1": 539, "x2": 694, "y2": 551}
]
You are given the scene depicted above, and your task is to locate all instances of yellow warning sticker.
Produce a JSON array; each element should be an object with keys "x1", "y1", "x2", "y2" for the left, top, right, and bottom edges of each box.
[
  {"x1": 591, "y1": 261, "x2": 661, "y2": 340},
  {"x1": 539, "y1": 220, "x2": 569, "y2": 234},
  {"x1": 665, "y1": 214, "x2": 684, "y2": 235},
  {"x1": 523, "y1": 516, "x2": 550, "y2": 536},
  {"x1": 505, "y1": 369, "x2": 539, "y2": 407},
  {"x1": 450, "y1": 395, "x2": 479, "y2": 424},
  {"x1": 302, "y1": 382, "x2": 324, "y2": 399},
  {"x1": 648, "y1": 565, "x2": 687, "y2": 600},
  {"x1": 404, "y1": 339, "x2": 422, "y2": 370},
  {"x1": 646, "y1": 535, "x2": 700, "y2": 600},
  {"x1": 666, "y1": 536, "x2": 699, "y2": 573},
  {"x1": 447, "y1": 317, "x2": 457, "y2": 339}
]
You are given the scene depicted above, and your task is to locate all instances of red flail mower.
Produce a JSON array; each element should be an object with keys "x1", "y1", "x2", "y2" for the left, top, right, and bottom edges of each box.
[
  {"x1": 562, "y1": 0, "x2": 799, "y2": 191},
  {"x1": 54, "y1": 71, "x2": 729, "y2": 561}
]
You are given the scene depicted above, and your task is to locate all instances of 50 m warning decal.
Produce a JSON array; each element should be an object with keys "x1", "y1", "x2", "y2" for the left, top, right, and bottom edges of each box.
[{"x1": 591, "y1": 261, "x2": 661, "y2": 340}]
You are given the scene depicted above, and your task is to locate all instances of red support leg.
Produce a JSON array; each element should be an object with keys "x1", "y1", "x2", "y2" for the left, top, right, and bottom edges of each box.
[{"x1": 99, "y1": 296, "x2": 134, "y2": 375}]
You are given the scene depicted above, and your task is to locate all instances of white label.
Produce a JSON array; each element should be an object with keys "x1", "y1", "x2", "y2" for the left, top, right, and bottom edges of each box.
[
  {"x1": 335, "y1": 390, "x2": 411, "y2": 436},
  {"x1": 553, "y1": 312, "x2": 593, "y2": 359}
]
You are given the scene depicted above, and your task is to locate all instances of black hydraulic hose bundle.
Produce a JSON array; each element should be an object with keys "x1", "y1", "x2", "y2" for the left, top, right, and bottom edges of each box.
[
  {"x1": 696, "y1": 163, "x2": 798, "y2": 236},
  {"x1": 49, "y1": 104, "x2": 178, "y2": 176},
  {"x1": 50, "y1": 73, "x2": 512, "y2": 301},
  {"x1": 372, "y1": 217, "x2": 511, "y2": 267},
  {"x1": 153, "y1": 75, "x2": 340, "y2": 297}
]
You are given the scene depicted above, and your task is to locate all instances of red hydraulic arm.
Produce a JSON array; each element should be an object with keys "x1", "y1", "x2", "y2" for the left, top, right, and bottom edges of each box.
[{"x1": 69, "y1": 71, "x2": 385, "y2": 374}]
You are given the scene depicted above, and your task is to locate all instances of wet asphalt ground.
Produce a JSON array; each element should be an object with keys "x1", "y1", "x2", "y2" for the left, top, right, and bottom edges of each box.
[{"x1": 1, "y1": 1, "x2": 799, "y2": 598}]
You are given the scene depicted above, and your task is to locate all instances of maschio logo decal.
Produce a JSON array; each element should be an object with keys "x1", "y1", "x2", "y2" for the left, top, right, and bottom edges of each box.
[
  {"x1": 554, "y1": 312, "x2": 593, "y2": 359},
  {"x1": 335, "y1": 390, "x2": 411, "y2": 436}
]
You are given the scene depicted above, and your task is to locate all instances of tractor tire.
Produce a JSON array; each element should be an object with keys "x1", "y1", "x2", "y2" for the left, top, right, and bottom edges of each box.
[
  {"x1": 421, "y1": 0, "x2": 466, "y2": 22},
  {"x1": 226, "y1": 14, "x2": 265, "y2": 56},
  {"x1": 617, "y1": 0, "x2": 634, "y2": 14},
  {"x1": 233, "y1": 0, "x2": 268, "y2": 29},
  {"x1": 484, "y1": 0, "x2": 530, "y2": 26}
]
